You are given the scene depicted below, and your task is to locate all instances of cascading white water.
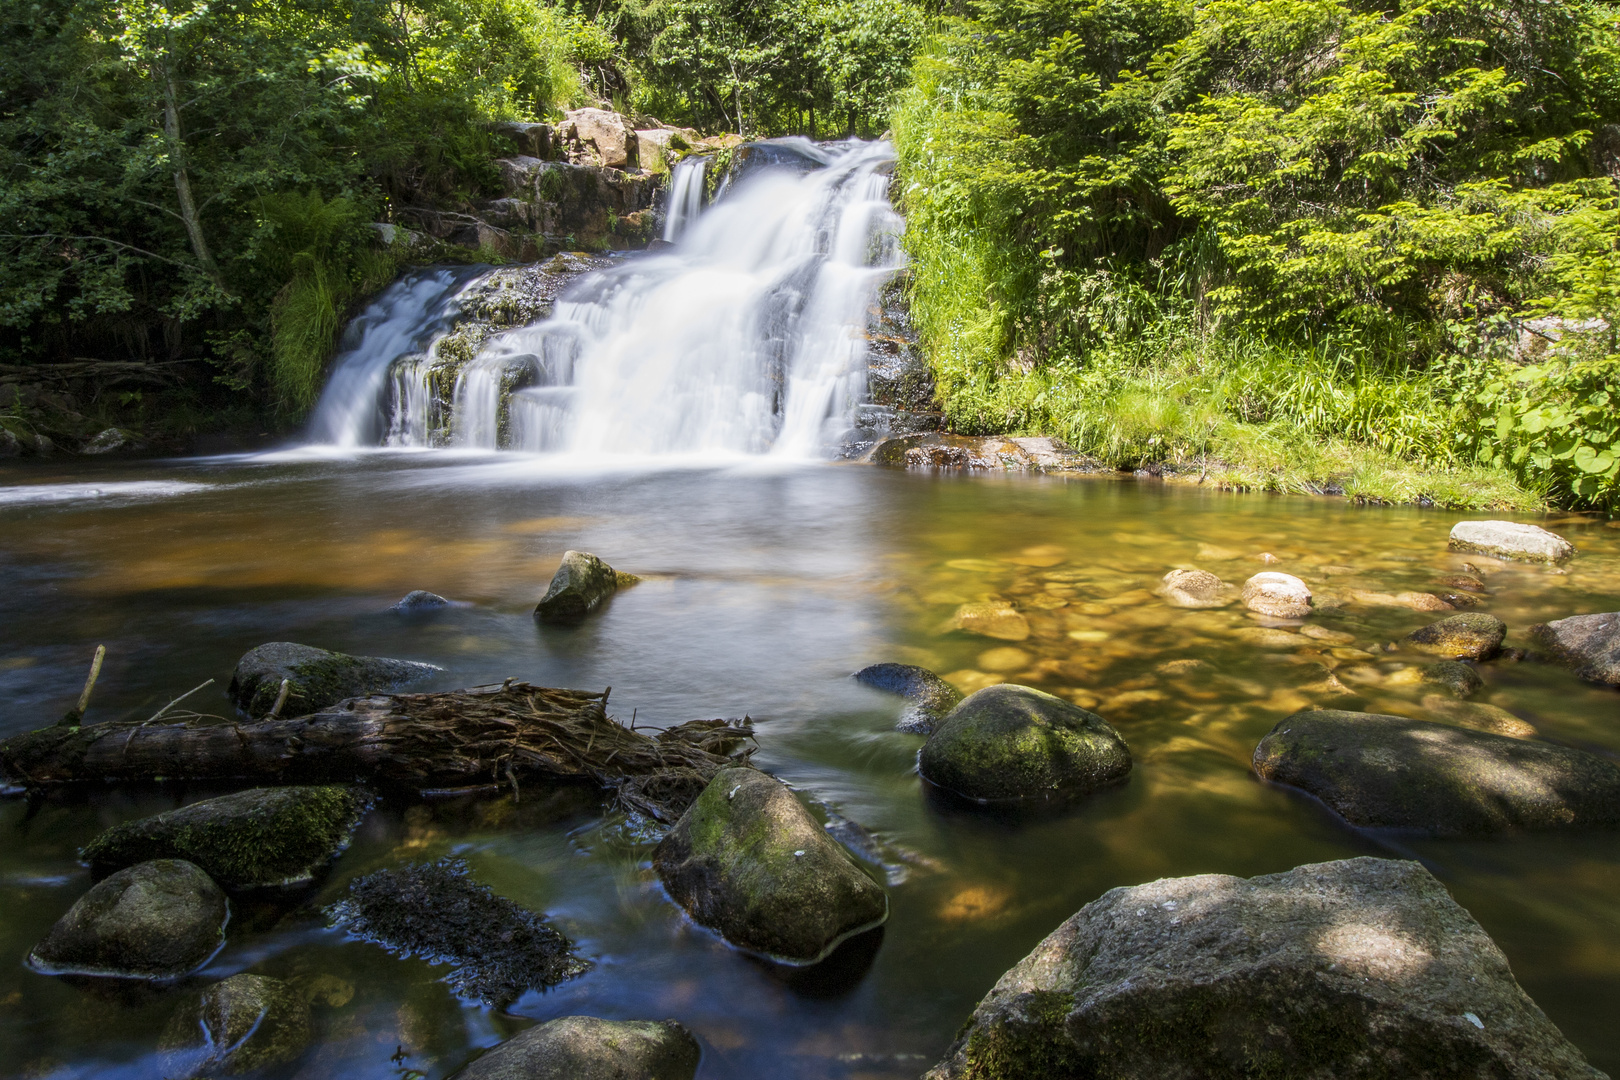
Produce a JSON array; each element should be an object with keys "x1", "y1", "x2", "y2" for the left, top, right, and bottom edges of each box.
[{"x1": 306, "y1": 138, "x2": 903, "y2": 457}]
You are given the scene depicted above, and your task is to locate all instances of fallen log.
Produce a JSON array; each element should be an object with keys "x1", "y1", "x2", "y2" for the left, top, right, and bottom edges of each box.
[{"x1": 0, "y1": 682, "x2": 754, "y2": 822}]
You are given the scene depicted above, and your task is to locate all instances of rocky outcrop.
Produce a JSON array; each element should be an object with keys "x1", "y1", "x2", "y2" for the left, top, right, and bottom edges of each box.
[
  {"x1": 869, "y1": 433, "x2": 1091, "y2": 472},
  {"x1": 1242, "y1": 572, "x2": 1312, "y2": 618},
  {"x1": 228, "y1": 642, "x2": 440, "y2": 717},
  {"x1": 1404, "y1": 613, "x2": 1507, "y2": 660},
  {"x1": 534, "y1": 550, "x2": 637, "y2": 622},
  {"x1": 454, "y1": 1016, "x2": 700, "y2": 1080},
  {"x1": 80, "y1": 786, "x2": 370, "y2": 888},
  {"x1": 160, "y1": 974, "x2": 311, "y2": 1076},
  {"x1": 28, "y1": 860, "x2": 227, "y2": 979},
  {"x1": 1449, "y1": 520, "x2": 1575, "y2": 563},
  {"x1": 1528, "y1": 612, "x2": 1620, "y2": 685},
  {"x1": 918, "y1": 685, "x2": 1132, "y2": 803},
  {"x1": 561, "y1": 108, "x2": 638, "y2": 169},
  {"x1": 1159, "y1": 568, "x2": 1231, "y2": 608},
  {"x1": 852, "y1": 662, "x2": 963, "y2": 734},
  {"x1": 925, "y1": 857, "x2": 1603, "y2": 1080},
  {"x1": 1253, "y1": 709, "x2": 1620, "y2": 835},
  {"x1": 653, "y1": 768, "x2": 888, "y2": 964}
]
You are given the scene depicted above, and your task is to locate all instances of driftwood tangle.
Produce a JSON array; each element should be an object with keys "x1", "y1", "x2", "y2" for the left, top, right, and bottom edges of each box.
[{"x1": 0, "y1": 683, "x2": 754, "y2": 822}]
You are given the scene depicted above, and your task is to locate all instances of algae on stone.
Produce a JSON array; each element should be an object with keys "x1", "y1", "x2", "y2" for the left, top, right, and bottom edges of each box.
[
  {"x1": 534, "y1": 550, "x2": 630, "y2": 622},
  {"x1": 228, "y1": 641, "x2": 440, "y2": 716},
  {"x1": 160, "y1": 973, "x2": 311, "y2": 1076}
]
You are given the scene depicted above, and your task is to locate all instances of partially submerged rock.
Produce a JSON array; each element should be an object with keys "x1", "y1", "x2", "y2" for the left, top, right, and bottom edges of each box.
[
  {"x1": 327, "y1": 857, "x2": 587, "y2": 1006},
  {"x1": 394, "y1": 589, "x2": 451, "y2": 612},
  {"x1": 653, "y1": 768, "x2": 888, "y2": 964},
  {"x1": 453, "y1": 1016, "x2": 700, "y2": 1080},
  {"x1": 81, "y1": 786, "x2": 370, "y2": 888},
  {"x1": 1242, "y1": 572, "x2": 1312, "y2": 618},
  {"x1": 1420, "y1": 660, "x2": 1484, "y2": 697},
  {"x1": 1253, "y1": 710, "x2": 1620, "y2": 835},
  {"x1": 28, "y1": 859, "x2": 227, "y2": 979},
  {"x1": 1528, "y1": 612, "x2": 1620, "y2": 685},
  {"x1": 918, "y1": 684, "x2": 1131, "y2": 803},
  {"x1": 924, "y1": 857, "x2": 1603, "y2": 1080},
  {"x1": 1421, "y1": 696, "x2": 1537, "y2": 739},
  {"x1": 228, "y1": 641, "x2": 439, "y2": 717},
  {"x1": 852, "y1": 662, "x2": 963, "y2": 734},
  {"x1": 1158, "y1": 568, "x2": 1230, "y2": 608},
  {"x1": 160, "y1": 973, "x2": 311, "y2": 1076},
  {"x1": 1449, "y1": 520, "x2": 1575, "y2": 563},
  {"x1": 1404, "y1": 613, "x2": 1507, "y2": 660},
  {"x1": 951, "y1": 601, "x2": 1030, "y2": 641},
  {"x1": 534, "y1": 550, "x2": 637, "y2": 622}
]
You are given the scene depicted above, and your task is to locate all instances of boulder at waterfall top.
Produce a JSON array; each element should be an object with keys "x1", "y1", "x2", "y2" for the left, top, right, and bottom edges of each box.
[
  {"x1": 452, "y1": 1017, "x2": 701, "y2": 1080},
  {"x1": 653, "y1": 767, "x2": 888, "y2": 965},
  {"x1": 923, "y1": 857, "x2": 1603, "y2": 1080},
  {"x1": 161, "y1": 973, "x2": 311, "y2": 1076},
  {"x1": 852, "y1": 662, "x2": 963, "y2": 734},
  {"x1": 1242, "y1": 571, "x2": 1312, "y2": 618},
  {"x1": 1449, "y1": 520, "x2": 1575, "y2": 563},
  {"x1": 228, "y1": 642, "x2": 440, "y2": 717},
  {"x1": 1403, "y1": 613, "x2": 1507, "y2": 660},
  {"x1": 1528, "y1": 611, "x2": 1620, "y2": 685},
  {"x1": 918, "y1": 684, "x2": 1132, "y2": 803},
  {"x1": 1254, "y1": 709, "x2": 1620, "y2": 835},
  {"x1": 29, "y1": 859, "x2": 227, "y2": 979},
  {"x1": 81, "y1": 786, "x2": 370, "y2": 888},
  {"x1": 534, "y1": 550, "x2": 638, "y2": 622},
  {"x1": 1159, "y1": 568, "x2": 1231, "y2": 608}
]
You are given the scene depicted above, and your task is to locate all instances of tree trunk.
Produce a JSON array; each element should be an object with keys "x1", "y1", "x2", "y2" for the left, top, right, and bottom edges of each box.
[{"x1": 161, "y1": 62, "x2": 223, "y2": 287}]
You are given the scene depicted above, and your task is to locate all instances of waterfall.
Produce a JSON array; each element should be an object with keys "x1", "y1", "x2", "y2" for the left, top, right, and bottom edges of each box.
[{"x1": 306, "y1": 138, "x2": 903, "y2": 457}]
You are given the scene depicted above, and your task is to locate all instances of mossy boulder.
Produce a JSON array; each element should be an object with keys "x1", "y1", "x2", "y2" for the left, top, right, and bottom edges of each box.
[
  {"x1": 81, "y1": 786, "x2": 370, "y2": 888},
  {"x1": 534, "y1": 550, "x2": 638, "y2": 622},
  {"x1": 28, "y1": 859, "x2": 227, "y2": 979},
  {"x1": 1420, "y1": 661, "x2": 1484, "y2": 697},
  {"x1": 1528, "y1": 612, "x2": 1620, "y2": 685},
  {"x1": 924, "y1": 857, "x2": 1602, "y2": 1080},
  {"x1": 160, "y1": 973, "x2": 311, "y2": 1076},
  {"x1": 453, "y1": 1016, "x2": 700, "y2": 1080},
  {"x1": 228, "y1": 641, "x2": 440, "y2": 717},
  {"x1": 1253, "y1": 710, "x2": 1620, "y2": 835},
  {"x1": 918, "y1": 684, "x2": 1131, "y2": 803},
  {"x1": 1449, "y1": 520, "x2": 1574, "y2": 563},
  {"x1": 652, "y1": 767, "x2": 888, "y2": 964},
  {"x1": 1404, "y1": 613, "x2": 1507, "y2": 660},
  {"x1": 853, "y1": 662, "x2": 963, "y2": 734}
]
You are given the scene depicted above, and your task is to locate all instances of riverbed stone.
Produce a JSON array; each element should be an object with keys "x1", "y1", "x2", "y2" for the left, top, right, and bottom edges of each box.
[
  {"x1": 28, "y1": 859, "x2": 227, "y2": 979},
  {"x1": 228, "y1": 641, "x2": 440, "y2": 717},
  {"x1": 534, "y1": 550, "x2": 637, "y2": 622},
  {"x1": 1420, "y1": 696, "x2": 1537, "y2": 739},
  {"x1": 1404, "y1": 613, "x2": 1507, "y2": 660},
  {"x1": 923, "y1": 857, "x2": 1603, "y2": 1080},
  {"x1": 1159, "y1": 569, "x2": 1230, "y2": 608},
  {"x1": 394, "y1": 589, "x2": 451, "y2": 611},
  {"x1": 951, "y1": 601, "x2": 1030, "y2": 641},
  {"x1": 1242, "y1": 571, "x2": 1312, "y2": 618},
  {"x1": 918, "y1": 684, "x2": 1132, "y2": 803},
  {"x1": 453, "y1": 1016, "x2": 700, "y2": 1080},
  {"x1": 1449, "y1": 520, "x2": 1575, "y2": 563},
  {"x1": 1420, "y1": 660, "x2": 1484, "y2": 697},
  {"x1": 1528, "y1": 612, "x2": 1620, "y2": 685},
  {"x1": 653, "y1": 767, "x2": 888, "y2": 964},
  {"x1": 1253, "y1": 709, "x2": 1620, "y2": 835},
  {"x1": 80, "y1": 786, "x2": 370, "y2": 888},
  {"x1": 160, "y1": 973, "x2": 311, "y2": 1075},
  {"x1": 853, "y1": 662, "x2": 964, "y2": 734}
]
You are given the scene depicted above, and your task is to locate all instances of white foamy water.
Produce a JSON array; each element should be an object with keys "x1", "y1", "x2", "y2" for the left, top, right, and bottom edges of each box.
[
  {"x1": 305, "y1": 139, "x2": 903, "y2": 458},
  {"x1": 0, "y1": 481, "x2": 213, "y2": 505}
]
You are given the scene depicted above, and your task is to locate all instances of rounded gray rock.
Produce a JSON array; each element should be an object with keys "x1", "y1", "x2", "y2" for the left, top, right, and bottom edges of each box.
[
  {"x1": 853, "y1": 662, "x2": 963, "y2": 734},
  {"x1": 1528, "y1": 611, "x2": 1620, "y2": 685},
  {"x1": 1242, "y1": 572, "x2": 1311, "y2": 618},
  {"x1": 28, "y1": 859, "x2": 227, "y2": 979},
  {"x1": 394, "y1": 589, "x2": 451, "y2": 611},
  {"x1": 453, "y1": 1016, "x2": 700, "y2": 1080},
  {"x1": 228, "y1": 641, "x2": 440, "y2": 717},
  {"x1": 1449, "y1": 520, "x2": 1574, "y2": 563},
  {"x1": 1159, "y1": 568, "x2": 1230, "y2": 608},
  {"x1": 160, "y1": 973, "x2": 311, "y2": 1075}
]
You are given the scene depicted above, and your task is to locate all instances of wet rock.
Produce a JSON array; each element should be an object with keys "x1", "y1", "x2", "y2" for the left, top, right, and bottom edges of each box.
[
  {"x1": 160, "y1": 973, "x2": 311, "y2": 1076},
  {"x1": 1420, "y1": 661, "x2": 1484, "y2": 697},
  {"x1": 80, "y1": 786, "x2": 370, "y2": 888},
  {"x1": 534, "y1": 550, "x2": 637, "y2": 622},
  {"x1": 924, "y1": 857, "x2": 1603, "y2": 1080},
  {"x1": 28, "y1": 859, "x2": 227, "y2": 979},
  {"x1": 951, "y1": 601, "x2": 1030, "y2": 641},
  {"x1": 1421, "y1": 696, "x2": 1537, "y2": 739},
  {"x1": 918, "y1": 684, "x2": 1132, "y2": 803},
  {"x1": 454, "y1": 1016, "x2": 700, "y2": 1080},
  {"x1": 1436, "y1": 573, "x2": 1487, "y2": 592},
  {"x1": 1242, "y1": 572, "x2": 1312, "y2": 618},
  {"x1": 1527, "y1": 612, "x2": 1620, "y2": 685},
  {"x1": 394, "y1": 589, "x2": 451, "y2": 612},
  {"x1": 1449, "y1": 520, "x2": 1574, "y2": 563},
  {"x1": 1347, "y1": 589, "x2": 1454, "y2": 612},
  {"x1": 81, "y1": 427, "x2": 141, "y2": 455},
  {"x1": 653, "y1": 767, "x2": 888, "y2": 964},
  {"x1": 228, "y1": 641, "x2": 440, "y2": 717},
  {"x1": 1404, "y1": 613, "x2": 1507, "y2": 660},
  {"x1": 1253, "y1": 710, "x2": 1620, "y2": 835},
  {"x1": 327, "y1": 857, "x2": 587, "y2": 1006},
  {"x1": 1158, "y1": 569, "x2": 1230, "y2": 608},
  {"x1": 852, "y1": 663, "x2": 963, "y2": 735}
]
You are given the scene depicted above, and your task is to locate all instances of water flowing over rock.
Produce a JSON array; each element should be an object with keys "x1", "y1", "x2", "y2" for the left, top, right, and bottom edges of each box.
[
  {"x1": 852, "y1": 662, "x2": 963, "y2": 734},
  {"x1": 1528, "y1": 612, "x2": 1620, "y2": 685},
  {"x1": 1449, "y1": 520, "x2": 1575, "y2": 563},
  {"x1": 1243, "y1": 571, "x2": 1312, "y2": 618},
  {"x1": 453, "y1": 1017, "x2": 700, "y2": 1080},
  {"x1": 160, "y1": 974, "x2": 311, "y2": 1076},
  {"x1": 229, "y1": 642, "x2": 440, "y2": 716},
  {"x1": 925, "y1": 857, "x2": 1603, "y2": 1080},
  {"x1": 28, "y1": 860, "x2": 227, "y2": 979}
]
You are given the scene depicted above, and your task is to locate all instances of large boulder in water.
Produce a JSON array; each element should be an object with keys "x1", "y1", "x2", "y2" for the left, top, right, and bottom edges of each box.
[
  {"x1": 228, "y1": 641, "x2": 439, "y2": 716},
  {"x1": 1528, "y1": 612, "x2": 1620, "y2": 685},
  {"x1": 852, "y1": 662, "x2": 963, "y2": 734},
  {"x1": 1242, "y1": 571, "x2": 1312, "y2": 618},
  {"x1": 160, "y1": 973, "x2": 311, "y2": 1076},
  {"x1": 1253, "y1": 709, "x2": 1620, "y2": 835},
  {"x1": 924, "y1": 857, "x2": 1603, "y2": 1080},
  {"x1": 534, "y1": 550, "x2": 637, "y2": 622},
  {"x1": 1449, "y1": 520, "x2": 1574, "y2": 563},
  {"x1": 28, "y1": 859, "x2": 227, "y2": 979},
  {"x1": 1403, "y1": 613, "x2": 1507, "y2": 660},
  {"x1": 918, "y1": 684, "x2": 1131, "y2": 803},
  {"x1": 653, "y1": 767, "x2": 888, "y2": 964},
  {"x1": 81, "y1": 786, "x2": 370, "y2": 888},
  {"x1": 453, "y1": 1016, "x2": 700, "y2": 1080}
]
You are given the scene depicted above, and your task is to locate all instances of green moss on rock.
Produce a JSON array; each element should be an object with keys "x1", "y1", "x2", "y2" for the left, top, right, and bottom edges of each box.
[
  {"x1": 534, "y1": 550, "x2": 627, "y2": 622},
  {"x1": 228, "y1": 641, "x2": 440, "y2": 717},
  {"x1": 160, "y1": 973, "x2": 311, "y2": 1075}
]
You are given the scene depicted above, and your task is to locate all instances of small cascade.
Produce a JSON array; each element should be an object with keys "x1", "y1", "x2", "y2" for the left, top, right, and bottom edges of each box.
[{"x1": 307, "y1": 138, "x2": 904, "y2": 457}]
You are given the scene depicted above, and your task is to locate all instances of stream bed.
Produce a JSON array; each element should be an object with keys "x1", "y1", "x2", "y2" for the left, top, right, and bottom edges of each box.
[{"x1": 1, "y1": 452, "x2": 1618, "y2": 1078}]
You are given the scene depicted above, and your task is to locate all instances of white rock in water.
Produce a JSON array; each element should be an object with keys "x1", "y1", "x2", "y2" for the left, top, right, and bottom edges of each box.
[
  {"x1": 1159, "y1": 569, "x2": 1230, "y2": 608},
  {"x1": 1242, "y1": 571, "x2": 1312, "y2": 618},
  {"x1": 1449, "y1": 520, "x2": 1574, "y2": 563}
]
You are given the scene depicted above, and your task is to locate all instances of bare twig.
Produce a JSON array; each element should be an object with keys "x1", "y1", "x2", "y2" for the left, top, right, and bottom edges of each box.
[
  {"x1": 57, "y1": 645, "x2": 107, "y2": 727},
  {"x1": 265, "y1": 678, "x2": 291, "y2": 719},
  {"x1": 146, "y1": 678, "x2": 215, "y2": 724}
]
